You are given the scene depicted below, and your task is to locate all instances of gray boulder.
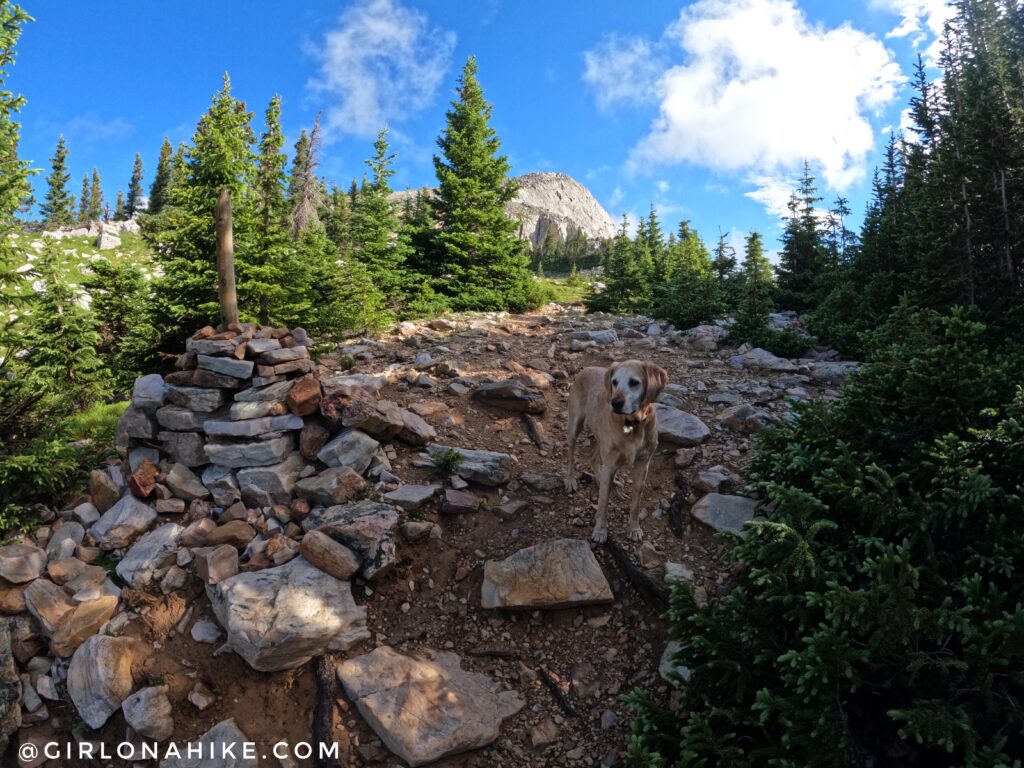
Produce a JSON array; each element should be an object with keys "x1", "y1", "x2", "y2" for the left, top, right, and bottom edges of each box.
[
  {"x1": 481, "y1": 539, "x2": 613, "y2": 609},
  {"x1": 336, "y1": 646, "x2": 524, "y2": 767},
  {"x1": 690, "y1": 493, "x2": 760, "y2": 537},
  {"x1": 207, "y1": 557, "x2": 369, "y2": 672},
  {"x1": 425, "y1": 444, "x2": 512, "y2": 486},
  {"x1": 204, "y1": 435, "x2": 294, "y2": 468},
  {"x1": 115, "y1": 523, "x2": 183, "y2": 589},
  {"x1": 652, "y1": 404, "x2": 711, "y2": 446},
  {"x1": 90, "y1": 495, "x2": 157, "y2": 550},
  {"x1": 302, "y1": 501, "x2": 399, "y2": 581},
  {"x1": 317, "y1": 429, "x2": 379, "y2": 474}
]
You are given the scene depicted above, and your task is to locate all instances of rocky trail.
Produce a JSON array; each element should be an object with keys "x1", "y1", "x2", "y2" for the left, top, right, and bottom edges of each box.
[{"x1": 1, "y1": 305, "x2": 857, "y2": 768}]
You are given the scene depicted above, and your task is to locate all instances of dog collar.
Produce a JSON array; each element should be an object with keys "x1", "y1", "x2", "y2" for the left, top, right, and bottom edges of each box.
[{"x1": 622, "y1": 406, "x2": 650, "y2": 434}]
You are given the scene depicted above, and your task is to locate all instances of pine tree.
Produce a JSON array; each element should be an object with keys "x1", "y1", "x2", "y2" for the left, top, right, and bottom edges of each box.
[
  {"x1": 663, "y1": 222, "x2": 721, "y2": 327},
  {"x1": 734, "y1": 231, "x2": 774, "y2": 340},
  {"x1": 113, "y1": 190, "x2": 125, "y2": 221},
  {"x1": 431, "y1": 57, "x2": 538, "y2": 311},
  {"x1": 39, "y1": 135, "x2": 73, "y2": 228},
  {"x1": 322, "y1": 183, "x2": 352, "y2": 254},
  {"x1": 713, "y1": 229, "x2": 740, "y2": 309},
  {"x1": 586, "y1": 215, "x2": 647, "y2": 313},
  {"x1": 647, "y1": 204, "x2": 667, "y2": 283},
  {"x1": 775, "y1": 161, "x2": 825, "y2": 311},
  {"x1": 77, "y1": 174, "x2": 90, "y2": 224},
  {"x1": 0, "y1": 2, "x2": 38, "y2": 446},
  {"x1": 289, "y1": 114, "x2": 323, "y2": 237},
  {"x1": 350, "y1": 127, "x2": 408, "y2": 303},
  {"x1": 82, "y1": 257, "x2": 158, "y2": 393},
  {"x1": 148, "y1": 137, "x2": 173, "y2": 214},
  {"x1": 125, "y1": 152, "x2": 144, "y2": 216},
  {"x1": 245, "y1": 94, "x2": 304, "y2": 325},
  {"x1": 24, "y1": 243, "x2": 109, "y2": 417},
  {"x1": 147, "y1": 73, "x2": 256, "y2": 343},
  {"x1": 87, "y1": 167, "x2": 104, "y2": 222}
]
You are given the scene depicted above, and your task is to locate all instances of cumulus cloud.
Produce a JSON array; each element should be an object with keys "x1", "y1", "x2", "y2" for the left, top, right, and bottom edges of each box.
[
  {"x1": 307, "y1": 0, "x2": 456, "y2": 139},
  {"x1": 744, "y1": 174, "x2": 796, "y2": 219},
  {"x1": 583, "y1": 35, "x2": 665, "y2": 110},
  {"x1": 584, "y1": 0, "x2": 905, "y2": 212},
  {"x1": 877, "y1": 0, "x2": 954, "y2": 63}
]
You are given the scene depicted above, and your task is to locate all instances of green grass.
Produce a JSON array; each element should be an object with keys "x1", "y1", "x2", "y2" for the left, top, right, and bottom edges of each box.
[
  {"x1": 65, "y1": 401, "x2": 129, "y2": 444},
  {"x1": 540, "y1": 276, "x2": 589, "y2": 304},
  {"x1": 11, "y1": 230, "x2": 154, "y2": 288}
]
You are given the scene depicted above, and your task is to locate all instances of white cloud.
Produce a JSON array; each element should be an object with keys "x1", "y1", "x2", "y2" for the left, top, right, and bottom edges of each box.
[
  {"x1": 307, "y1": 0, "x2": 456, "y2": 139},
  {"x1": 877, "y1": 0, "x2": 954, "y2": 63},
  {"x1": 583, "y1": 35, "x2": 665, "y2": 110},
  {"x1": 584, "y1": 0, "x2": 905, "y2": 212},
  {"x1": 745, "y1": 174, "x2": 795, "y2": 219}
]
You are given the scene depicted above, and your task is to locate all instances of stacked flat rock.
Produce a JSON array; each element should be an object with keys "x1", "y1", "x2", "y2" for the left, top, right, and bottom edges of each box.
[{"x1": 116, "y1": 324, "x2": 428, "y2": 513}]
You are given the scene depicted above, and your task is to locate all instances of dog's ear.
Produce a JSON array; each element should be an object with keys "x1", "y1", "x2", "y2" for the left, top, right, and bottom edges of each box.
[
  {"x1": 642, "y1": 363, "x2": 669, "y2": 405},
  {"x1": 604, "y1": 364, "x2": 615, "y2": 398}
]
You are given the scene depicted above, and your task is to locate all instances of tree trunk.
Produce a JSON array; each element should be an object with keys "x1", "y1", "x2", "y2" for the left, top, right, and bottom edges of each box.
[{"x1": 215, "y1": 187, "x2": 239, "y2": 330}]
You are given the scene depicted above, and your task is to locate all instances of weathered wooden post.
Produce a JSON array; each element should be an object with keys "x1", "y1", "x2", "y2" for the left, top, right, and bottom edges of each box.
[{"x1": 215, "y1": 187, "x2": 239, "y2": 330}]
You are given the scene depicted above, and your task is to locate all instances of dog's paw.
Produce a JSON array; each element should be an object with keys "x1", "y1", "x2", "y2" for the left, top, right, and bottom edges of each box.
[
  {"x1": 627, "y1": 526, "x2": 644, "y2": 543},
  {"x1": 591, "y1": 526, "x2": 609, "y2": 544},
  {"x1": 564, "y1": 475, "x2": 578, "y2": 493}
]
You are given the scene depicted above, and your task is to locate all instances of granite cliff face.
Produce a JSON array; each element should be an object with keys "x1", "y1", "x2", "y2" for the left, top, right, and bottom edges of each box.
[
  {"x1": 506, "y1": 172, "x2": 616, "y2": 248},
  {"x1": 390, "y1": 171, "x2": 616, "y2": 249}
]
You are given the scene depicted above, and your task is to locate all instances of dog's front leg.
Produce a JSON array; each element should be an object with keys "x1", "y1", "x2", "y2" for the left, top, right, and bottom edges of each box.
[
  {"x1": 591, "y1": 461, "x2": 614, "y2": 543},
  {"x1": 627, "y1": 455, "x2": 652, "y2": 542}
]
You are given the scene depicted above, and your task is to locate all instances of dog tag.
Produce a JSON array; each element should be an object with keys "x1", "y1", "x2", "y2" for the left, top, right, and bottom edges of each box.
[{"x1": 622, "y1": 424, "x2": 633, "y2": 434}]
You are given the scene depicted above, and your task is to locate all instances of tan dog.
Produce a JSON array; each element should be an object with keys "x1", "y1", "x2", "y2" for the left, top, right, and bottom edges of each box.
[{"x1": 564, "y1": 360, "x2": 669, "y2": 543}]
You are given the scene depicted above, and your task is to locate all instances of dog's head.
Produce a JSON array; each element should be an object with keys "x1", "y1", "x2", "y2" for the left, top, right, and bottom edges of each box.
[{"x1": 605, "y1": 360, "x2": 669, "y2": 416}]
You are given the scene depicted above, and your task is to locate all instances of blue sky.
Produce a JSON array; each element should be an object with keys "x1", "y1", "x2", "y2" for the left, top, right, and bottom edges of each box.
[{"x1": 15, "y1": 0, "x2": 951, "y2": 252}]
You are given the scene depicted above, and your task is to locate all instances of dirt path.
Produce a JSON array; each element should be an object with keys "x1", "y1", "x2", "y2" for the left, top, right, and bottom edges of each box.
[{"x1": 24, "y1": 306, "x2": 843, "y2": 767}]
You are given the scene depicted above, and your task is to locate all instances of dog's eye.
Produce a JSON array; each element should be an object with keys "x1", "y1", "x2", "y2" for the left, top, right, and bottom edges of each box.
[
  {"x1": 611, "y1": 379, "x2": 618, "y2": 386},
  {"x1": 629, "y1": 378, "x2": 640, "y2": 387}
]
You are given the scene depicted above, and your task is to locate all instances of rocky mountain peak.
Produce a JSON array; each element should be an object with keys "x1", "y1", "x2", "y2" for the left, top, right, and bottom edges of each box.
[{"x1": 390, "y1": 171, "x2": 617, "y2": 249}]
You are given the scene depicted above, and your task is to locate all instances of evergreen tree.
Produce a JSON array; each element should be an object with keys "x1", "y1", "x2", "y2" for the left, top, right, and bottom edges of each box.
[
  {"x1": 147, "y1": 73, "x2": 256, "y2": 344},
  {"x1": 148, "y1": 137, "x2": 173, "y2": 214},
  {"x1": 39, "y1": 135, "x2": 73, "y2": 228},
  {"x1": 322, "y1": 183, "x2": 352, "y2": 254},
  {"x1": 350, "y1": 127, "x2": 408, "y2": 303},
  {"x1": 77, "y1": 174, "x2": 90, "y2": 224},
  {"x1": 733, "y1": 231, "x2": 774, "y2": 340},
  {"x1": 82, "y1": 257, "x2": 158, "y2": 393},
  {"x1": 87, "y1": 167, "x2": 103, "y2": 222},
  {"x1": 662, "y1": 222, "x2": 721, "y2": 327},
  {"x1": 586, "y1": 216, "x2": 647, "y2": 314},
  {"x1": 113, "y1": 190, "x2": 125, "y2": 221},
  {"x1": 24, "y1": 243, "x2": 109, "y2": 417},
  {"x1": 0, "y1": 1, "x2": 37, "y2": 446},
  {"x1": 775, "y1": 161, "x2": 825, "y2": 311},
  {"x1": 431, "y1": 57, "x2": 539, "y2": 311},
  {"x1": 646, "y1": 204, "x2": 667, "y2": 283},
  {"x1": 713, "y1": 229, "x2": 741, "y2": 308},
  {"x1": 289, "y1": 114, "x2": 323, "y2": 237},
  {"x1": 125, "y1": 152, "x2": 144, "y2": 216},
  {"x1": 245, "y1": 94, "x2": 305, "y2": 325}
]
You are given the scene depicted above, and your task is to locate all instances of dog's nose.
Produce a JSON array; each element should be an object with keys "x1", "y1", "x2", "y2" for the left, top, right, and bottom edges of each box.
[{"x1": 611, "y1": 398, "x2": 624, "y2": 412}]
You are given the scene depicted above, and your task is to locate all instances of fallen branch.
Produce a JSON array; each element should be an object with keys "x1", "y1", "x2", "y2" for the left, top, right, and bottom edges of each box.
[
  {"x1": 602, "y1": 537, "x2": 670, "y2": 611},
  {"x1": 313, "y1": 656, "x2": 343, "y2": 768},
  {"x1": 538, "y1": 666, "x2": 577, "y2": 718}
]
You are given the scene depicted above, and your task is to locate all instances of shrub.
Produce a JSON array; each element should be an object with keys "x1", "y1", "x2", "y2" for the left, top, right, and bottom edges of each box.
[{"x1": 626, "y1": 308, "x2": 1024, "y2": 767}]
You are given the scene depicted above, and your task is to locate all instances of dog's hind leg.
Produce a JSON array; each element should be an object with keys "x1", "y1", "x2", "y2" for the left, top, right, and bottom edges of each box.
[
  {"x1": 627, "y1": 455, "x2": 652, "y2": 542},
  {"x1": 564, "y1": 402, "x2": 585, "y2": 493}
]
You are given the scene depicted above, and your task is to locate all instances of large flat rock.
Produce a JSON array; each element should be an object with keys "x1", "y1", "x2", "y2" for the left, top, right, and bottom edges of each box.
[
  {"x1": 481, "y1": 539, "x2": 613, "y2": 609},
  {"x1": 652, "y1": 404, "x2": 711, "y2": 446},
  {"x1": 207, "y1": 557, "x2": 369, "y2": 672},
  {"x1": 425, "y1": 444, "x2": 511, "y2": 486},
  {"x1": 690, "y1": 493, "x2": 759, "y2": 537},
  {"x1": 204, "y1": 435, "x2": 294, "y2": 468},
  {"x1": 337, "y1": 646, "x2": 524, "y2": 766}
]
